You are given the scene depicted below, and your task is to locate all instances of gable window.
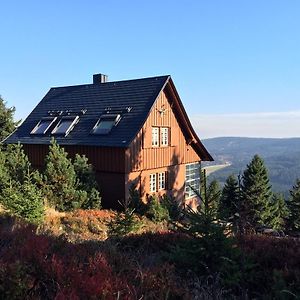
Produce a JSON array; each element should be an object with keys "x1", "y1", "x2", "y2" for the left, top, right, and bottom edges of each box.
[
  {"x1": 158, "y1": 172, "x2": 166, "y2": 190},
  {"x1": 93, "y1": 114, "x2": 121, "y2": 135},
  {"x1": 31, "y1": 117, "x2": 57, "y2": 135},
  {"x1": 185, "y1": 162, "x2": 200, "y2": 198},
  {"x1": 152, "y1": 127, "x2": 159, "y2": 146},
  {"x1": 161, "y1": 127, "x2": 169, "y2": 146},
  {"x1": 150, "y1": 173, "x2": 157, "y2": 193},
  {"x1": 52, "y1": 115, "x2": 79, "y2": 136}
]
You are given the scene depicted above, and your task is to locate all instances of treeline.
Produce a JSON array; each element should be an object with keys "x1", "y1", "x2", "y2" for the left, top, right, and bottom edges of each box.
[{"x1": 206, "y1": 154, "x2": 300, "y2": 235}]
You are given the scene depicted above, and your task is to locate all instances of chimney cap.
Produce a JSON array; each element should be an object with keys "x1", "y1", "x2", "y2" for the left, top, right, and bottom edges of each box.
[{"x1": 93, "y1": 73, "x2": 108, "y2": 84}]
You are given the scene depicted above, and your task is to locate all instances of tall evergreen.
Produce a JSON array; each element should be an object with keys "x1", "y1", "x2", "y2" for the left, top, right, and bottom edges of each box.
[
  {"x1": 0, "y1": 95, "x2": 19, "y2": 142},
  {"x1": 73, "y1": 154, "x2": 101, "y2": 209},
  {"x1": 286, "y1": 179, "x2": 300, "y2": 232},
  {"x1": 262, "y1": 193, "x2": 289, "y2": 231},
  {"x1": 199, "y1": 170, "x2": 221, "y2": 218},
  {"x1": 241, "y1": 154, "x2": 272, "y2": 231},
  {"x1": 43, "y1": 139, "x2": 86, "y2": 211},
  {"x1": 218, "y1": 174, "x2": 240, "y2": 221}
]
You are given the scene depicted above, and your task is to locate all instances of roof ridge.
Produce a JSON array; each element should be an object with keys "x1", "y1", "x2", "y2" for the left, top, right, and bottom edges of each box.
[{"x1": 50, "y1": 75, "x2": 170, "y2": 90}]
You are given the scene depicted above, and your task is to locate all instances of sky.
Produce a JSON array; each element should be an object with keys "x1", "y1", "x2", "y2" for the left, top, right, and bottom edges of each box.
[{"x1": 1, "y1": 1, "x2": 299, "y2": 138}]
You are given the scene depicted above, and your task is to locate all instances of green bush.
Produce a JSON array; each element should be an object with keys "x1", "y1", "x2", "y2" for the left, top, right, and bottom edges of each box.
[
  {"x1": 161, "y1": 194, "x2": 182, "y2": 221},
  {"x1": 108, "y1": 199, "x2": 141, "y2": 237},
  {"x1": 1, "y1": 174, "x2": 44, "y2": 224},
  {"x1": 146, "y1": 195, "x2": 170, "y2": 223},
  {"x1": 0, "y1": 144, "x2": 44, "y2": 224},
  {"x1": 43, "y1": 139, "x2": 101, "y2": 211},
  {"x1": 73, "y1": 154, "x2": 101, "y2": 209},
  {"x1": 128, "y1": 184, "x2": 147, "y2": 215}
]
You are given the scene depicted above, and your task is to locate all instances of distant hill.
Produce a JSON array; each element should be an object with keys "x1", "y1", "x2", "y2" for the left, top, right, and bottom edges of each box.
[{"x1": 202, "y1": 137, "x2": 300, "y2": 195}]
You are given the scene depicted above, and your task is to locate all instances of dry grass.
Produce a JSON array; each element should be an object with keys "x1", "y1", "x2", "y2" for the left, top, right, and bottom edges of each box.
[{"x1": 39, "y1": 208, "x2": 168, "y2": 242}]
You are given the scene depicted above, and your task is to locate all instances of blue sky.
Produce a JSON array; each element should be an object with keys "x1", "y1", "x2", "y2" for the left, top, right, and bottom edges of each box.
[{"x1": 1, "y1": 1, "x2": 299, "y2": 138}]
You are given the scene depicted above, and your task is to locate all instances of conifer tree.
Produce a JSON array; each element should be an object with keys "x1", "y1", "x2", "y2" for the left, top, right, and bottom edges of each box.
[
  {"x1": 43, "y1": 139, "x2": 86, "y2": 211},
  {"x1": 199, "y1": 170, "x2": 221, "y2": 218},
  {"x1": 218, "y1": 174, "x2": 240, "y2": 221},
  {"x1": 262, "y1": 193, "x2": 289, "y2": 231},
  {"x1": 73, "y1": 154, "x2": 101, "y2": 209},
  {"x1": 286, "y1": 179, "x2": 300, "y2": 232},
  {"x1": 1, "y1": 172, "x2": 44, "y2": 224},
  {"x1": 206, "y1": 179, "x2": 221, "y2": 218},
  {"x1": 241, "y1": 154, "x2": 272, "y2": 230},
  {"x1": 5, "y1": 143, "x2": 31, "y2": 184},
  {"x1": 0, "y1": 95, "x2": 19, "y2": 142}
]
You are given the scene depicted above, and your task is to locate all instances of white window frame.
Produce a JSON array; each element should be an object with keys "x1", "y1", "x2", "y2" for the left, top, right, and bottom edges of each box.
[
  {"x1": 158, "y1": 172, "x2": 166, "y2": 190},
  {"x1": 160, "y1": 127, "x2": 169, "y2": 146},
  {"x1": 150, "y1": 173, "x2": 157, "y2": 193},
  {"x1": 152, "y1": 127, "x2": 159, "y2": 147},
  {"x1": 31, "y1": 117, "x2": 57, "y2": 135},
  {"x1": 92, "y1": 114, "x2": 121, "y2": 135},
  {"x1": 51, "y1": 115, "x2": 79, "y2": 136},
  {"x1": 185, "y1": 162, "x2": 201, "y2": 199}
]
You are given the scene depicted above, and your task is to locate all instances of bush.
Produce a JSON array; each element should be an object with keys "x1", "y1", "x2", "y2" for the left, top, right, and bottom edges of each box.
[
  {"x1": 128, "y1": 184, "x2": 147, "y2": 215},
  {"x1": 0, "y1": 144, "x2": 44, "y2": 224},
  {"x1": 73, "y1": 154, "x2": 101, "y2": 209},
  {"x1": 108, "y1": 199, "x2": 141, "y2": 237},
  {"x1": 146, "y1": 195, "x2": 170, "y2": 222},
  {"x1": 1, "y1": 175, "x2": 44, "y2": 224},
  {"x1": 43, "y1": 139, "x2": 101, "y2": 211},
  {"x1": 161, "y1": 194, "x2": 182, "y2": 221}
]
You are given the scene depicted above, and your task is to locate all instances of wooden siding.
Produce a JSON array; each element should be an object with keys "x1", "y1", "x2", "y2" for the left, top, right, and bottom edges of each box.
[
  {"x1": 126, "y1": 89, "x2": 200, "y2": 173},
  {"x1": 22, "y1": 144, "x2": 126, "y2": 173}
]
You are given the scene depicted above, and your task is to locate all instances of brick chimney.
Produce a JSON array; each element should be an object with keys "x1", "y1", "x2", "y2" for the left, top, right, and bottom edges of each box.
[{"x1": 93, "y1": 73, "x2": 108, "y2": 84}]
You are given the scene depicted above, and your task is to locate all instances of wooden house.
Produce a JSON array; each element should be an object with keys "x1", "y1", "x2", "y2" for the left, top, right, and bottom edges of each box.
[{"x1": 4, "y1": 74, "x2": 213, "y2": 208}]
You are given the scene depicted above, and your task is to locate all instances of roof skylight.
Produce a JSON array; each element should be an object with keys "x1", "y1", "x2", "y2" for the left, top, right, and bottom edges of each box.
[
  {"x1": 92, "y1": 114, "x2": 121, "y2": 135},
  {"x1": 51, "y1": 115, "x2": 79, "y2": 136},
  {"x1": 31, "y1": 117, "x2": 57, "y2": 135}
]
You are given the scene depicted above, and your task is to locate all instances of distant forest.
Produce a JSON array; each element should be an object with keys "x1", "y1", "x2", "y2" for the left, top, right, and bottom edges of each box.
[{"x1": 202, "y1": 137, "x2": 300, "y2": 195}]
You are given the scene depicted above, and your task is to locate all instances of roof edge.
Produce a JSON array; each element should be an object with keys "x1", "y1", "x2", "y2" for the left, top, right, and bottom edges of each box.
[{"x1": 166, "y1": 78, "x2": 213, "y2": 161}]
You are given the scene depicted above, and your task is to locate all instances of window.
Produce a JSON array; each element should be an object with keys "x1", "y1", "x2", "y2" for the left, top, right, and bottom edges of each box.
[
  {"x1": 150, "y1": 173, "x2": 157, "y2": 193},
  {"x1": 152, "y1": 127, "x2": 159, "y2": 146},
  {"x1": 52, "y1": 116, "x2": 79, "y2": 136},
  {"x1": 161, "y1": 127, "x2": 169, "y2": 146},
  {"x1": 93, "y1": 114, "x2": 121, "y2": 135},
  {"x1": 158, "y1": 172, "x2": 166, "y2": 190},
  {"x1": 185, "y1": 163, "x2": 200, "y2": 198},
  {"x1": 150, "y1": 172, "x2": 167, "y2": 192},
  {"x1": 152, "y1": 127, "x2": 169, "y2": 147},
  {"x1": 31, "y1": 117, "x2": 57, "y2": 135}
]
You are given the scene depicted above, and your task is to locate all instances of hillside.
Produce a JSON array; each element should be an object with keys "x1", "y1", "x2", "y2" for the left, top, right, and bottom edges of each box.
[{"x1": 202, "y1": 137, "x2": 300, "y2": 195}]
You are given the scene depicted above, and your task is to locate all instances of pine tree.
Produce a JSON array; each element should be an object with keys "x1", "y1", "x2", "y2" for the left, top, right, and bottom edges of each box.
[
  {"x1": 262, "y1": 193, "x2": 289, "y2": 231},
  {"x1": 218, "y1": 174, "x2": 240, "y2": 221},
  {"x1": 199, "y1": 170, "x2": 221, "y2": 219},
  {"x1": 286, "y1": 179, "x2": 300, "y2": 232},
  {"x1": 73, "y1": 154, "x2": 101, "y2": 209},
  {"x1": 241, "y1": 154, "x2": 272, "y2": 231},
  {"x1": 5, "y1": 143, "x2": 31, "y2": 184},
  {"x1": 0, "y1": 95, "x2": 19, "y2": 142},
  {"x1": 43, "y1": 139, "x2": 86, "y2": 211},
  {"x1": 1, "y1": 172, "x2": 44, "y2": 224}
]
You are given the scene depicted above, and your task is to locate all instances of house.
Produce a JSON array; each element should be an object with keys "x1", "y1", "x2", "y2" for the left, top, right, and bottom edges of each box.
[{"x1": 4, "y1": 74, "x2": 213, "y2": 208}]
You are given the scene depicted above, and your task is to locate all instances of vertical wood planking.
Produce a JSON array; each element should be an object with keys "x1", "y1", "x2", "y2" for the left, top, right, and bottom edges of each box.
[{"x1": 126, "y1": 89, "x2": 200, "y2": 173}]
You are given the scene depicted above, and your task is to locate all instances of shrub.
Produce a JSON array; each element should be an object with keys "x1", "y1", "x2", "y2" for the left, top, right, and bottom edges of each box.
[
  {"x1": 108, "y1": 199, "x2": 141, "y2": 237},
  {"x1": 146, "y1": 195, "x2": 170, "y2": 222},
  {"x1": 43, "y1": 139, "x2": 101, "y2": 211},
  {"x1": 73, "y1": 154, "x2": 101, "y2": 209},
  {"x1": 1, "y1": 177, "x2": 44, "y2": 224},
  {"x1": 161, "y1": 194, "x2": 182, "y2": 221},
  {"x1": 128, "y1": 184, "x2": 147, "y2": 215}
]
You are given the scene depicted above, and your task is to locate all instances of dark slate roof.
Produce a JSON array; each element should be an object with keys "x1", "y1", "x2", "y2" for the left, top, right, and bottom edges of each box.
[{"x1": 4, "y1": 75, "x2": 170, "y2": 147}]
